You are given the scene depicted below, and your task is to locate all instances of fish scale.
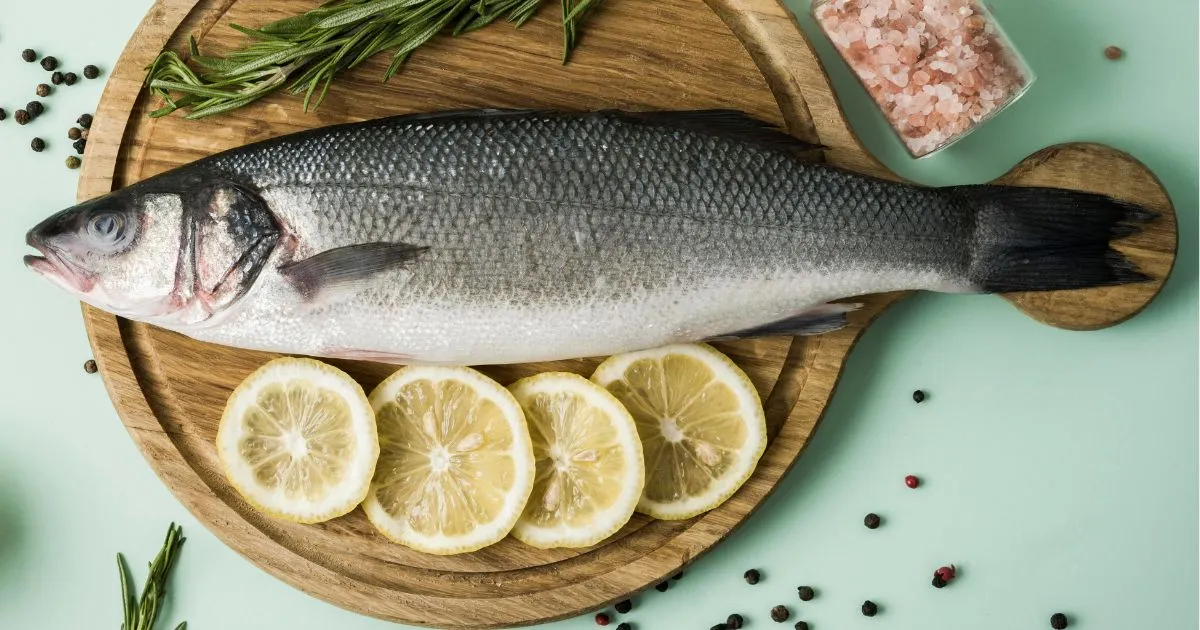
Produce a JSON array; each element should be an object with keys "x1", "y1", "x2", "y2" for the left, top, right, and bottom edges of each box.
[{"x1": 25, "y1": 109, "x2": 1153, "y2": 365}]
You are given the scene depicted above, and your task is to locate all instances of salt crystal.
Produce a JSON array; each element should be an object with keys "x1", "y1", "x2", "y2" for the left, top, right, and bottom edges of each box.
[
  {"x1": 866, "y1": 26, "x2": 884, "y2": 47},
  {"x1": 930, "y1": 60, "x2": 958, "y2": 74},
  {"x1": 845, "y1": 21, "x2": 866, "y2": 41},
  {"x1": 860, "y1": 6, "x2": 877, "y2": 26}
]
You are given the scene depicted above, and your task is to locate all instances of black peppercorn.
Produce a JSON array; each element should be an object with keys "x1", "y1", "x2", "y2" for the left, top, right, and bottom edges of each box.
[
  {"x1": 51, "y1": 71, "x2": 65, "y2": 85},
  {"x1": 794, "y1": 623, "x2": 809, "y2": 630},
  {"x1": 614, "y1": 600, "x2": 632, "y2": 614},
  {"x1": 66, "y1": 156, "x2": 81, "y2": 170},
  {"x1": 864, "y1": 513, "x2": 881, "y2": 529},
  {"x1": 710, "y1": 625, "x2": 728, "y2": 630},
  {"x1": 64, "y1": 72, "x2": 78, "y2": 86},
  {"x1": 84, "y1": 359, "x2": 98, "y2": 374},
  {"x1": 743, "y1": 569, "x2": 761, "y2": 585},
  {"x1": 36, "y1": 84, "x2": 51, "y2": 97},
  {"x1": 726, "y1": 613, "x2": 744, "y2": 629},
  {"x1": 22, "y1": 49, "x2": 38, "y2": 62},
  {"x1": 68, "y1": 127, "x2": 82, "y2": 140},
  {"x1": 40, "y1": 56, "x2": 58, "y2": 71},
  {"x1": 654, "y1": 581, "x2": 668, "y2": 592},
  {"x1": 77, "y1": 113, "x2": 93, "y2": 129},
  {"x1": 0, "y1": 108, "x2": 6, "y2": 121},
  {"x1": 15, "y1": 109, "x2": 31, "y2": 125},
  {"x1": 73, "y1": 138, "x2": 87, "y2": 155},
  {"x1": 31, "y1": 138, "x2": 46, "y2": 152},
  {"x1": 616, "y1": 624, "x2": 631, "y2": 630},
  {"x1": 1050, "y1": 613, "x2": 1068, "y2": 629},
  {"x1": 26, "y1": 101, "x2": 44, "y2": 117},
  {"x1": 84, "y1": 65, "x2": 101, "y2": 79},
  {"x1": 770, "y1": 605, "x2": 790, "y2": 623},
  {"x1": 797, "y1": 586, "x2": 815, "y2": 601},
  {"x1": 912, "y1": 389, "x2": 926, "y2": 403},
  {"x1": 861, "y1": 601, "x2": 878, "y2": 617}
]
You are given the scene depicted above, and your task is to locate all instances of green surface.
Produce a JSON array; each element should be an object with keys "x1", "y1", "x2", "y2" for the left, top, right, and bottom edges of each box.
[{"x1": 0, "y1": 0, "x2": 1195, "y2": 628}]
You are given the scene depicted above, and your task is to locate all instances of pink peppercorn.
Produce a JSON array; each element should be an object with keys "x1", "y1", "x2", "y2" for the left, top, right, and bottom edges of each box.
[{"x1": 905, "y1": 475, "x2": 920, "y2": 489}]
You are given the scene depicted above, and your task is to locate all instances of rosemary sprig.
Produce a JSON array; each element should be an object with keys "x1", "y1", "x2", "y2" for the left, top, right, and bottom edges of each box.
[
  {"x1": 118, "y1": 523, "x2": 188, "y2": 630},
  {"x1": 145, "y1": 0, "x2": 604, "y2": 119}
]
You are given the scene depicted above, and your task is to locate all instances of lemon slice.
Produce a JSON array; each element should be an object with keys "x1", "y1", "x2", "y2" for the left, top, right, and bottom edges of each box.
[
  {"x1": 591, "y1": 344, "x2": 767, "y2": 520},
  {"x1": 361, "y1": 366, "x2": 534, "y2": 555},
  {"x1": 508, "y1": 373, "x2": 644, "y2": 549},
  {"x1": 217, "y1": 357, "x2": 379, "y2": 524}
]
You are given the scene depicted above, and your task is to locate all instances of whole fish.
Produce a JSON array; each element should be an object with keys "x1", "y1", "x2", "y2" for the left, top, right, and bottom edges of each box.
[{"x1": 25, "y1": 109, "x2": 1153, "y2": 365}]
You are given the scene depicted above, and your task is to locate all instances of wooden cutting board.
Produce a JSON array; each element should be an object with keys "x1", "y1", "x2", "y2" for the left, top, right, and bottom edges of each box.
[{"x1": 76, "y1": 0, "x2": 1177, "y2": 627}]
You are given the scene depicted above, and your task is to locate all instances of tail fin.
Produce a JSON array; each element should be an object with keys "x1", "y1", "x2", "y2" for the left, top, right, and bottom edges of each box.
[{"x1": 950, "y1": 185, "x2": 1156, "y2": 293}]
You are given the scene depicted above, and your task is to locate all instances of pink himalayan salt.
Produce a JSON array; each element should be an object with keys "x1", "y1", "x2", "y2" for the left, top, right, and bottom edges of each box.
[{"x1": 814, "y1": 0, "x2": 1031, "y2": 157}]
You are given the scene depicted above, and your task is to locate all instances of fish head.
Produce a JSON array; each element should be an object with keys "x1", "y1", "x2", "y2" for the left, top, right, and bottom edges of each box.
[{"x1": 25, "y1": 176, "x2": 282, "y2": 328}]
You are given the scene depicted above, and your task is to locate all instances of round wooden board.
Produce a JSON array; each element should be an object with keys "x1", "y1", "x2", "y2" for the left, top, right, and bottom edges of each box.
[{"x1": 76, "y1": 0, "x2": 1177, "y2": 627}]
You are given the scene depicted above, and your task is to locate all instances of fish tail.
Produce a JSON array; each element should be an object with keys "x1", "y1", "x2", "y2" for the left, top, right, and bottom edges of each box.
[{"x1": 952, "y1": 185, "x2": 1156, "y2": 292}]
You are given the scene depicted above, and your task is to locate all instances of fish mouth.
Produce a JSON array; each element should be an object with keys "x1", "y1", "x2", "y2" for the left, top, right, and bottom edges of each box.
[{"x1": 25, "y1": 232, "x2": 92, "y2": 293}]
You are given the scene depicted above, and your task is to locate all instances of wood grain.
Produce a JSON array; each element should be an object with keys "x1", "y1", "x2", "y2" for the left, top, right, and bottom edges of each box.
[{"x1": 74, "y1": 0, "x2": 1177, "y2": 627}]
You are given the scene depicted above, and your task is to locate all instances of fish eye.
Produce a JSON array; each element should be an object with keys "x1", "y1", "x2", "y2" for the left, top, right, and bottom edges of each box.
[{"x1": 87, "y1": 212, "x2": 124, "y2": 244}]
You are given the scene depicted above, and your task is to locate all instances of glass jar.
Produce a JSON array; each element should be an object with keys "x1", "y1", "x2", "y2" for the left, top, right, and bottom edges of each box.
[{"x1": 812, "y1": 0, "x2": 1035, "y2": 158}]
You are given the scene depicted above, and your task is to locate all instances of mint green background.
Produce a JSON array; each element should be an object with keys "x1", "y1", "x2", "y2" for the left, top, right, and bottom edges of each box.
[{"x1": 0, "y1": 1, "x2": 1195, "y2": 628}]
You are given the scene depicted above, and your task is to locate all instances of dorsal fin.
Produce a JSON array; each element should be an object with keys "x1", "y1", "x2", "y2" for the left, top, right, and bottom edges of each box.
[{"x1": 605, "y1": 109, "x2": 826, "y2": 158}]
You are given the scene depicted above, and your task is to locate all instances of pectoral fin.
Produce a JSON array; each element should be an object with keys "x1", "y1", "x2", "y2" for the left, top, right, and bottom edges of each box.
[
  {"x1": 707, "y1": 303, "x2": 862, "y2": 341},
  {"x1": 279, "y1": 242, "x2": 428, "y2": 302}
]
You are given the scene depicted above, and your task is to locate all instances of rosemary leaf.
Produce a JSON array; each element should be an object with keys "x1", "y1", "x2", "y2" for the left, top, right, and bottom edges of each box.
[
  {"x1": 144, "y1": 0, "x2": 604, "y2": 119},
  {"x1": 260, "y1": 13, "x2": 324, "y2": 36},
  {"x1": 118, "y1": 554, "x2": 134, "y2": 630},
  {"x1": 315, "y1": 0, "x2": 422, "y2": 29},
  {"x1": 116, "y1": 523, "x2": 187, "y2": 630}
]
